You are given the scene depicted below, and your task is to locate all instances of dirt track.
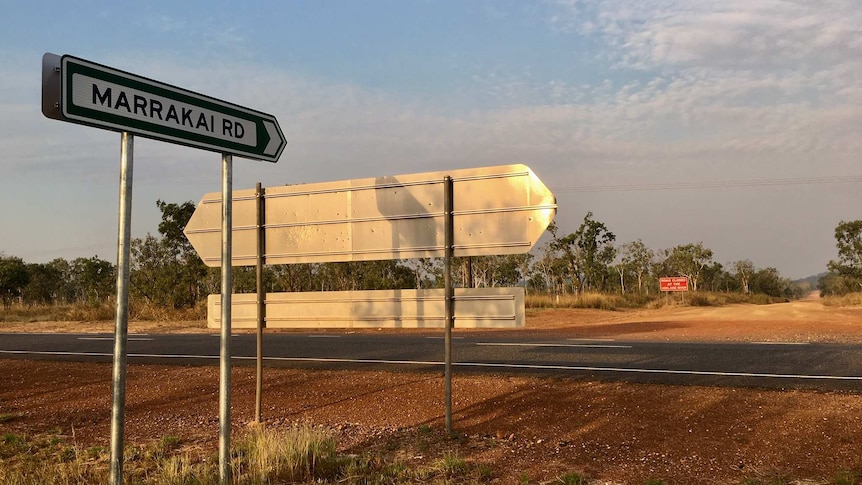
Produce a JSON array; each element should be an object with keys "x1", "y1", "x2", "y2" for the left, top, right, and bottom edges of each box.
[
  {"x1": 526, "y1": 298, "x2": 862, "y2": 344},
  {"x1": 2, "y1": 300, "x2": 862, "y2": 484}
]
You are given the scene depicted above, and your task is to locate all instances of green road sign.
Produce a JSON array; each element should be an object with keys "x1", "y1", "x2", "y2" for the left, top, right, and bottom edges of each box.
[{"x1": 42, "y1": 53, "x2": 286, "y2": 162}]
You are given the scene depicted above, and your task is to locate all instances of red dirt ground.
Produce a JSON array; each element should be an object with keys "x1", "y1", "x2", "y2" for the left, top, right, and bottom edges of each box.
[{"x1": 2, "y1": 298, "x2": 862, "y2": 484}]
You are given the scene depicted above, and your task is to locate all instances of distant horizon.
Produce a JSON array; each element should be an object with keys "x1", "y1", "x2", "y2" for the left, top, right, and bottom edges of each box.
[{"x1": 1, "y1": 185, "x2": 840, "y2": 284}]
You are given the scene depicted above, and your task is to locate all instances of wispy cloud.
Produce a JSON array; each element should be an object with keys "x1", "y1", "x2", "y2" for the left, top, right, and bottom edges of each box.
[
  {"x1": 149, "y1": 15, "x2": 187, "y2": 33},
  {"x1": 492, "y1": 0, "x2": 861, "y2": 172},
  {"x1": 551, "y1": 0, "x2": 862, "y2": 70}
]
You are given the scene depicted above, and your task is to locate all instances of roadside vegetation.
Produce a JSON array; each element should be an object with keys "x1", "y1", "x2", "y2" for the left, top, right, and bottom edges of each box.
[
  {"x1": 3, "y1": 424, "x2": 861, "y2": 485},
  {"x1": 0, "y1": 424, "x2": 504, "y2": 484},
  {"x1": 822, "y1": 292, "x2": 862, "y2": 308},
  {"x1": 523, "y1": 290, "x2": 797, "y2": 310},
  {"x1": 2, "y1": 201, "x2": 860, "y2": 322}
]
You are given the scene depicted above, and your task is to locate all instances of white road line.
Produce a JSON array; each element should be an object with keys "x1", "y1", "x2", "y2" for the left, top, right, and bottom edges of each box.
[
  {"x1": 0, "y1": 333, "x2": 113, "y2": 336},
  {"x1": 455, "y1": 362, "x2": 862, "y2": 381},
  {"x1": 751, "y1": 342, "x2": 810, "y2": 345},
  {"x1": 478, "y1": 342, "x2": 632, "y2": 349},
  {"x1": 1, "y1": 350, "x2": 114, "y2": 358},
  {"x1": 567, "y1": 338, "x2": 617, "y2": 342},
  {"x1": 239, "y1": 355, "x2": 441, "y2": 366},
  {"x1": 77, "y1": 337, "x2": 154, "y2": 341},
  {"x1": 2, "y1": 349, "x2": 860, "y2": 381}
]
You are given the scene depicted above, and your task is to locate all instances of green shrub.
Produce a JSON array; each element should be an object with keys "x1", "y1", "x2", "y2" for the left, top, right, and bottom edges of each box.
[
  {"x1": 688, "y1": 294, "x2": 715, "y2": 306},
  {"x1": 832, "y1": 468, "x2": 862, "y2": 485},
  {"x1": 436, "y1": 450, "x2": 467, "y2": 476},
  {"x1": 556, "y1": 471, "x2": 588, "y2": 484},
  {"x1": 0, "y1": 414, "x2": 19, "y2": 423}
]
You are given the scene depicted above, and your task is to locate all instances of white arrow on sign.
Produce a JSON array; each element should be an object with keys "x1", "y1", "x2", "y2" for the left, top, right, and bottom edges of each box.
[{"x1": 184, "y1": 164, "x2": 557, "y2": 266}]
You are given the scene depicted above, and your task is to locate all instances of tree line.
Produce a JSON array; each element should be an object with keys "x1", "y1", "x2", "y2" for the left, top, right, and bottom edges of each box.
[{"x1": 2, "y1": 201, "x2": 861, "y2": 310}]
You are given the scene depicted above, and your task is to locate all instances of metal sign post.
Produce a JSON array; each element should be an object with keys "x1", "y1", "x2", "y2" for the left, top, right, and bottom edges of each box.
[
  {"x1": 109, "y1": 132, "x2": 133, "y2": 485},
  {"x1": 219, "y1": 155, "x2": 233, "y2": 484},
  {"x1": 443, "y1": 176, "x2": 454, "y2": 436},
  {"x1": 255, "y1": 182, "x2": 266, "y2": 423}
]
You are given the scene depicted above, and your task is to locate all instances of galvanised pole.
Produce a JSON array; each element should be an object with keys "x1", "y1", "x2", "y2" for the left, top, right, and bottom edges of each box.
[
  {"x1": 255, "y1": 182, "x2": 265, "y2": 423},
  {"x1": 443, "y1": 176, "x2": 454, "y2": 436},
  {"x1": 109, "y1": 132, "x2": 133, "y2": 485},
  {"x1": 219, "y1": 154, "x2": 233, "y2": 484}
]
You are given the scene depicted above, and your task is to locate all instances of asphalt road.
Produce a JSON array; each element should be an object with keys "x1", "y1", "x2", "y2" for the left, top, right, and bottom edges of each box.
[{"x1": 2, "y1": 332, "x2": 862, "y2": 391}]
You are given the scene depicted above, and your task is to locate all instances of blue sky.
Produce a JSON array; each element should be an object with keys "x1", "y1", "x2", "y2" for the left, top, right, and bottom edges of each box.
[{"x1": 1, "y1": 0, "x2": 860, "y2": 279}]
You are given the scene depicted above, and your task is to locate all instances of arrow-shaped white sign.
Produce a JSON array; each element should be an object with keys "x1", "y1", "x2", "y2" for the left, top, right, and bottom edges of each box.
[{"x1": 184, "y1": 164, "x2": 557, "y2": 266}]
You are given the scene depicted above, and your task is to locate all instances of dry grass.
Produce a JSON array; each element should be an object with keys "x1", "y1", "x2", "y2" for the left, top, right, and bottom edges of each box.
[
  {"x1": 0, "y1": 304, "x2": 78, "y2": 323},
  {"x1": 526, "y1": 292, "x2": 632, "y2": 310},
  {"x1": 686, "y1": 292, "x2": 778, "y2": 307},
  {"x1": 0, "y1": 300, "x2": 205, "y2": 324},
  {"x1": 129, "y1": 299, "x2": 206, "y2": 321},
  {"x1": 234, "y1": 424, "x2": 340, "y2": 481},
  {"x1": 0, "y1": 424, "x2": 498, "y2": 484},
  {"x1": 822, "y1": 292, "x2": 862, "y2": 307},
  {"x1": 526, "y1": 291, "x2": 790, "y2": 311}
]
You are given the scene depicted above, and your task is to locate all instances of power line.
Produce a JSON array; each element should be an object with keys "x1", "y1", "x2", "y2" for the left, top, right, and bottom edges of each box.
[{"x1": 551, "y1": 175, "x2": 862, "y2": 193}]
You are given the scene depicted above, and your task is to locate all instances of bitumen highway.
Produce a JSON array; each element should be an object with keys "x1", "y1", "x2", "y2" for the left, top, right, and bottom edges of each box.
[{"x1": 1, "y1": 332, "x2": 861, "y2": 392}]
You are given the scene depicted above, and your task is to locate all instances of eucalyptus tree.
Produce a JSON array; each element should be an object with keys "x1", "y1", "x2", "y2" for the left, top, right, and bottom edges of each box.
[
  {"x1": 69, "y1": 256, "x2": 115, "y2": 303},
  {"x1": 131, "y1": 200, "x2": 208, "y2": 308},
  {"x1": 731, "y1": 260, "x2": 755, "y2": 294},
  {"x1": 533, "y1": 240, "x2": 563, "y2": 294},
  {"x1": 618, "y1": 239, "x2": 654, "y2": 294},
  {"x1": 549, "y1": 213, "x2": 616, "y2": 294},
  {"x1": 827, "y1": 220, "x2": 862, "y2": 293},
  {"x1": 572, "y1": 212, "x2": 616, "y2": 292}
]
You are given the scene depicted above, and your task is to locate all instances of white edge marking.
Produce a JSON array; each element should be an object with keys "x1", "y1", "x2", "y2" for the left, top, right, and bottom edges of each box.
[
  {"x1": 2, "y1": 350, "x2": 861, "y2": 381},
  {"x1": 77, "y1": 337, "x2": 154, "y2": 341},
  {"x1": 478, "y1": 342, "x2": 632, "y2": 349},
  {"x1": 751, "y1": 342, "x2": 810, "y2": 345}
]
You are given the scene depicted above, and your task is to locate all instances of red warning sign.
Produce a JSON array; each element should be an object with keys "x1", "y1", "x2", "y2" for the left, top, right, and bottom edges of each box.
[{"x1": 660, "y1": 277, "x2": 689, "y2": 292}]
